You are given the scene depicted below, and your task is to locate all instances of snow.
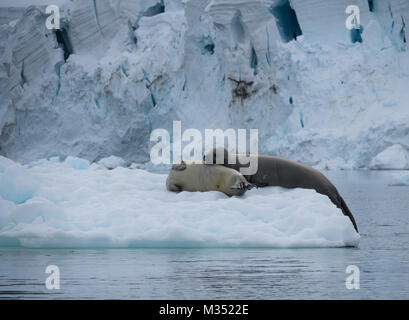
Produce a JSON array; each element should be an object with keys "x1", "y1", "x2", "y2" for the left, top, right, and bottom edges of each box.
[
  {"x1": 0, "y1": 156, "x2": 359, "y2": 248},
  {"x1": 98, "y1": 155, "x2": 126, "y2": 169},
  {"x1": 370, "y1": 144, "x2": 409, "y2": 170},
  {"x1": 0, "y1": 163, "x2": 38, "y2": 204}
]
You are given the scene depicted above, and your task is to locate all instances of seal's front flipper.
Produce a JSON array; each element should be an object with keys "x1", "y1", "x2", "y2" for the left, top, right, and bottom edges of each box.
[{"x1": 168, "y1": 183, "x2": 183, "y2": 192}]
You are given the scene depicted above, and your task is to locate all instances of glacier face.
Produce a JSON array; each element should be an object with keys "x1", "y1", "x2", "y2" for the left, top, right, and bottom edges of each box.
[{"x1": 0, "y1": 0, "x2": 408, "y2": 168}]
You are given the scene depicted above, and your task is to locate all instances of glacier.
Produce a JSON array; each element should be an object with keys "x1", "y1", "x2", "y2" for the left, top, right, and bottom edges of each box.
[
  {"x1": 0, "y1": 156, "x2": 359, "y2": 248},
  {"x1": 0, "y1": 0, "x2": 408, "y2": 168}
]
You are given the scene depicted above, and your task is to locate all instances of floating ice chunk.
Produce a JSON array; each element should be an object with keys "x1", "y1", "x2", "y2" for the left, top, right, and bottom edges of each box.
[
  {"x1": 49, "y1": 156, "x2": 61, "y2": 163},
  {"x1": 0, "y1": 164, "x2": 38, "y2": 204},
  {"x1": 370, "y1": 144, "x2": 409, "y2": 170},
  {"x1": 0, "y1": 159, "x2": 359, "y2": 248},
  {"x1": 98, "y1": 155, "x2": 126, "y2": 169},
  {"x1": 29, "y1": 156, "x2": 61, "y2": 167},
  {"x1": 390, "y1": 171, "x2": 409, "y2": 186},
  {"x1": 129, "y1": 163, "x2": 143, "y2": 169},
  {"x1": 88, "y1": 163, "x2": 106, "y2": 171},
  {"x1": 64, "y1": 156, "x2": 90, "y2": 170}
]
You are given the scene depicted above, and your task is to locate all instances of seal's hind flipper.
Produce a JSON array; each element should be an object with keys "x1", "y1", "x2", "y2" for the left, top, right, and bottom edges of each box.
[{"x1": 339, "y1": 196, "x2": 359, "y2": 233}]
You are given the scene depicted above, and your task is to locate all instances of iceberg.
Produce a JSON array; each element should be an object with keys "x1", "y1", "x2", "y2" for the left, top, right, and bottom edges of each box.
[
  {"x1": 0, "y1": 156, "x2": 359, "y2": 248},
  {"x1": 370, "y1": 144, "x2": 409, "y2": 170},
  {"x1": 390, "y1": 171, "x2": 409, "y2": 186}
]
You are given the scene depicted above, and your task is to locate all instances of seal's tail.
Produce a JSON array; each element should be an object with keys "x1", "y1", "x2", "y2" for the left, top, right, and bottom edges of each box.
[{"x1": 338, "y1": 196, "x2": 359, "y2": 233}]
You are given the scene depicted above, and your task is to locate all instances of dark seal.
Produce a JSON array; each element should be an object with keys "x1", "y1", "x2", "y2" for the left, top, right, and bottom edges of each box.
[{"x1": 204, "y1": 147, "x2": 358, "y2": 232}]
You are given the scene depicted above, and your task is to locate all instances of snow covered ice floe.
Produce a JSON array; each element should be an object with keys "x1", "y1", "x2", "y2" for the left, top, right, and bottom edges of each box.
[{"x1": 0, "y1": 156, "x2": 359, "y2": 248}]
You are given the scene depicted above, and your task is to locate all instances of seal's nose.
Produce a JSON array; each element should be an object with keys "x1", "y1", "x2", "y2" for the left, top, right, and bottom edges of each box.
[{"x1": 246, "y1": 183, "x2": 255, "y2": 190}]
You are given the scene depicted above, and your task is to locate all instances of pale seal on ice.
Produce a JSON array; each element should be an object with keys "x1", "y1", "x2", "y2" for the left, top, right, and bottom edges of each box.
[{"x1": 166, "y1": 160, "x2": 254, "y2": 197}]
